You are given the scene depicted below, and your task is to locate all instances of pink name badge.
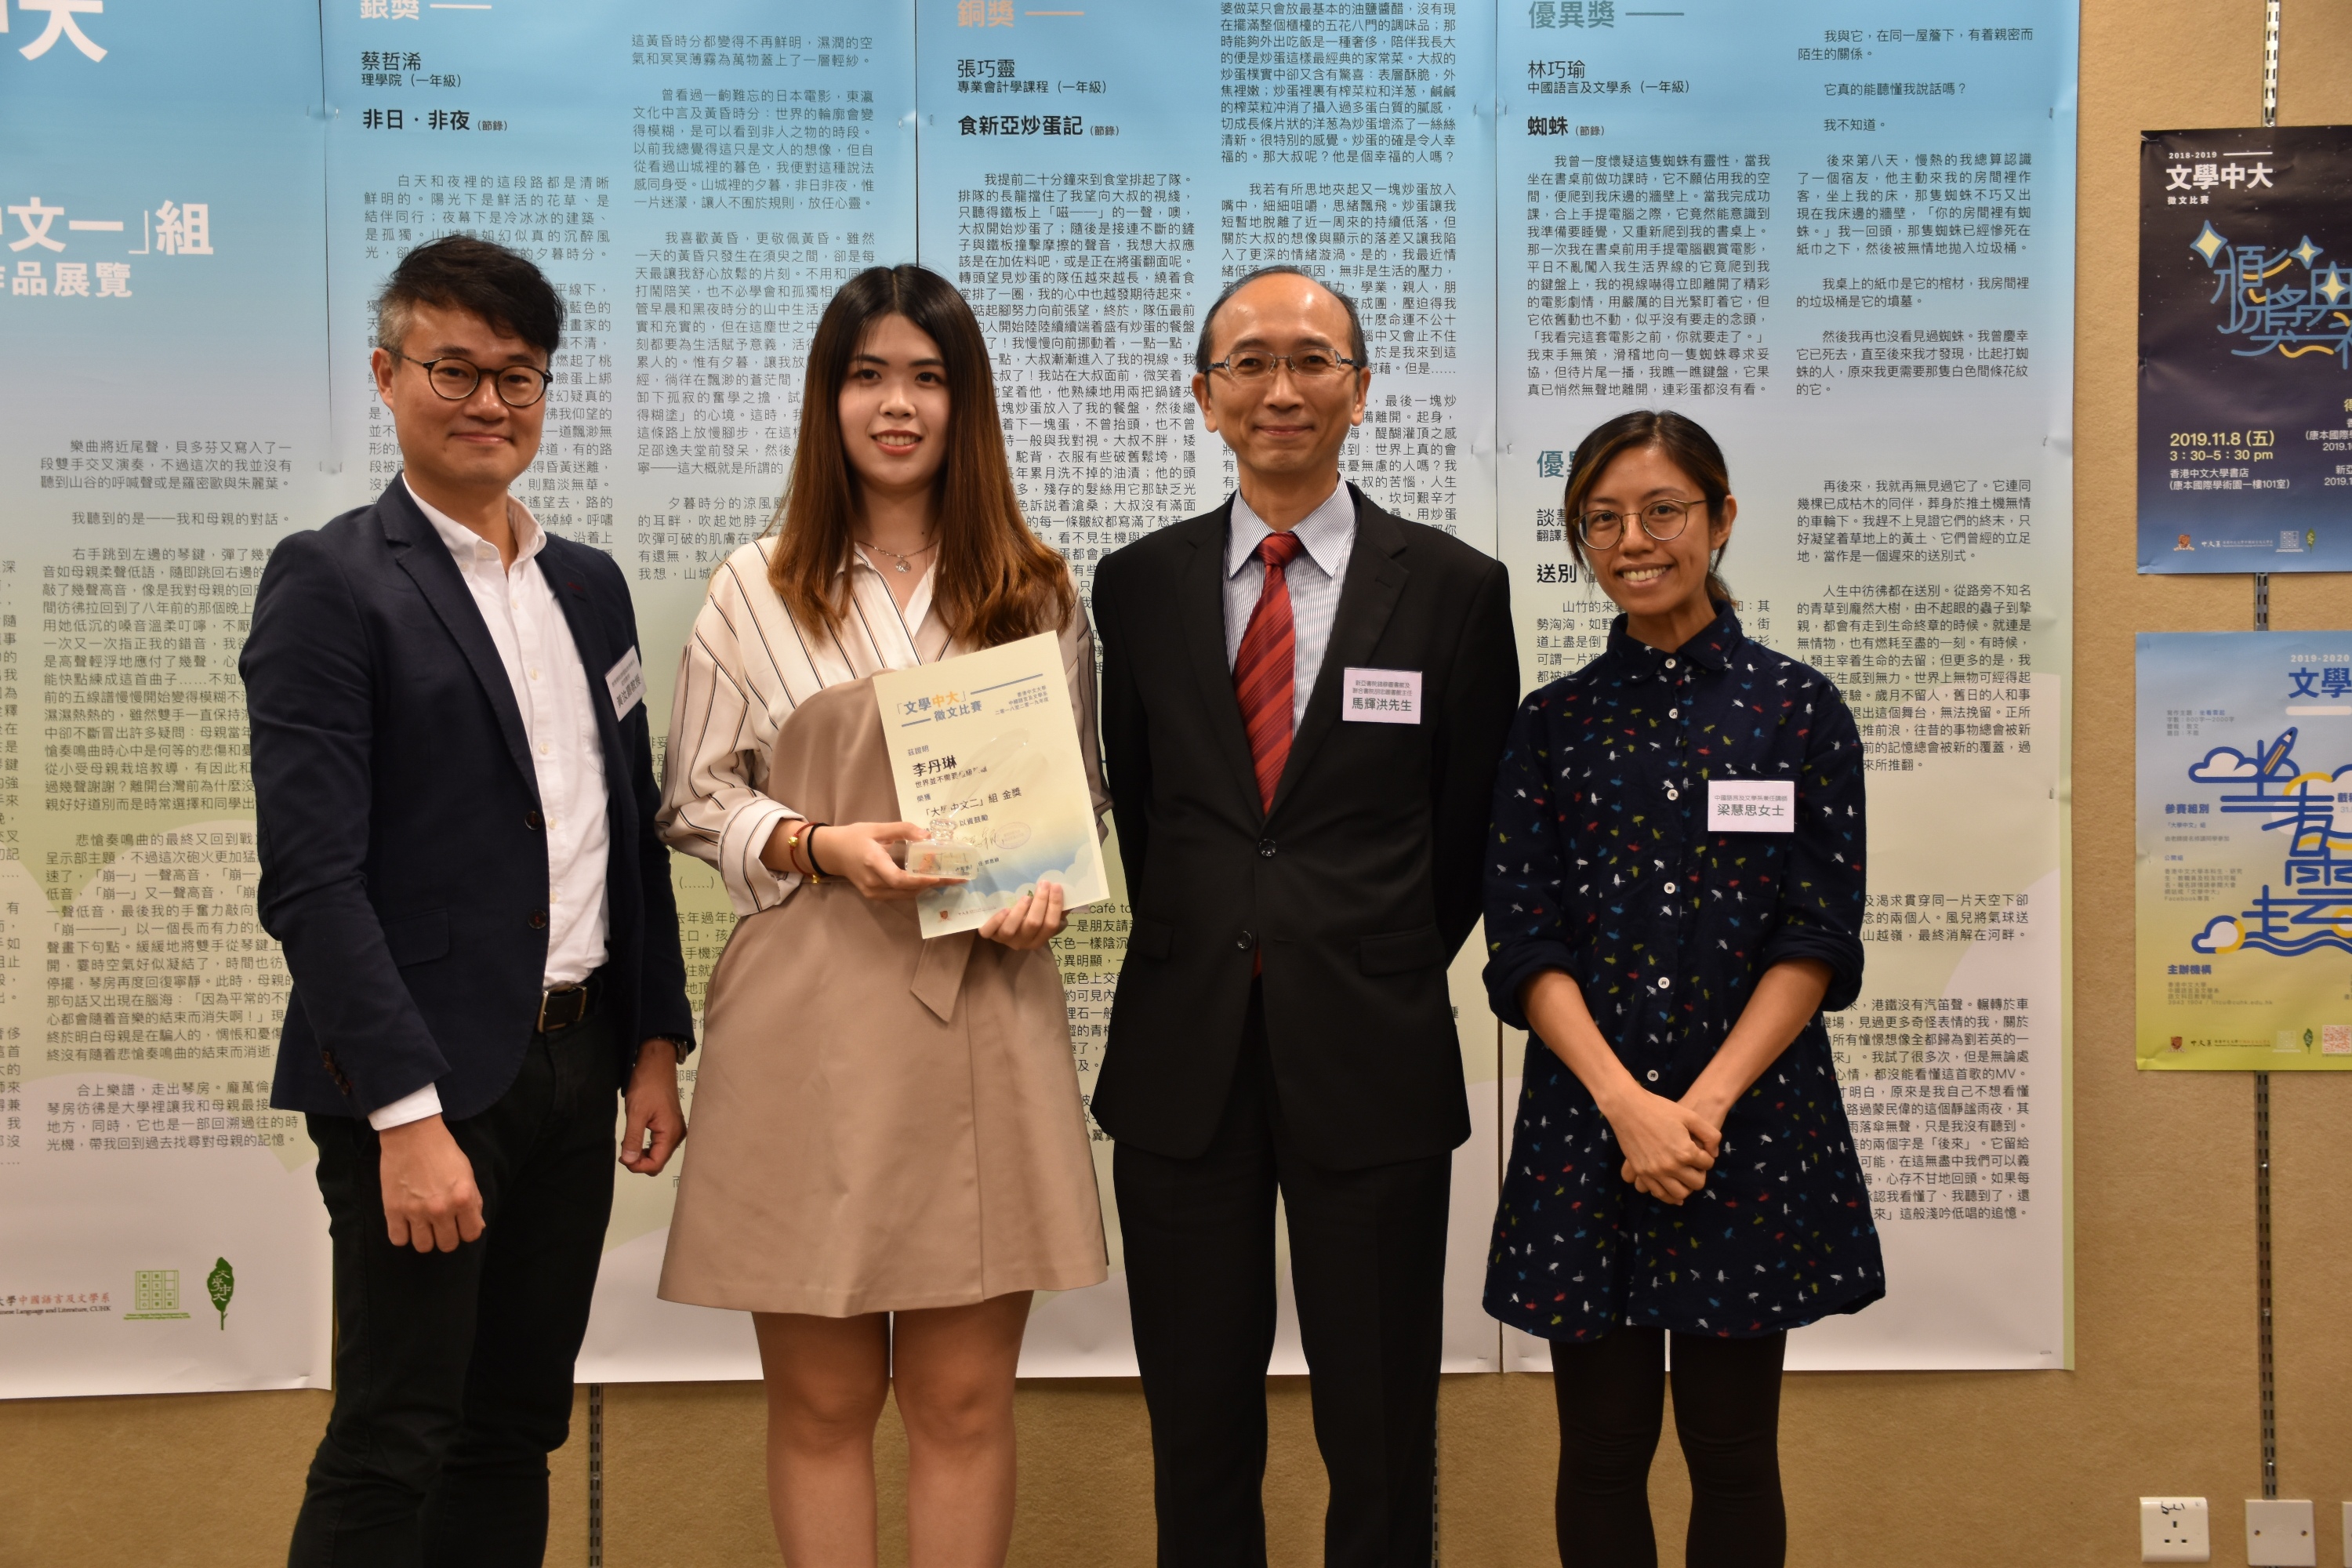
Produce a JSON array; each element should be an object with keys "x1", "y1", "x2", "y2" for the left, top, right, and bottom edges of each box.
[{"x1": 1341, "y1": 666, "x2": 1422, "y2": 724}]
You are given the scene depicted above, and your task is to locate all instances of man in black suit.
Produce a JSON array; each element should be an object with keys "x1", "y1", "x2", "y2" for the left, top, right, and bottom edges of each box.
[
  {"x1": 244, "y1": 236, "x2": 694, "y2": 1567},
  {"x1": 1091, "y1": 266, "x2": 1519, "y2": 1566}
]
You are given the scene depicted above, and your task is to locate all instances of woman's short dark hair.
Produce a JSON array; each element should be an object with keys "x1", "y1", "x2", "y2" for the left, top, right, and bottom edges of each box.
[
  {"x1": 1563, "y1": 408, "x2": 1737, "y2": 609},
  {"x1": 373, "y1": 234, "x2": 564, "y2": 358},
  {"x1": 1193, "y1": 265, "x2": 1368, "y2": 373}
]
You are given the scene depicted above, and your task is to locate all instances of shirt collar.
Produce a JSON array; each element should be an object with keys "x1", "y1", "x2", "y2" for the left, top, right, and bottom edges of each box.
[
  {"x1": 1227, "y1": 481, "x2": 1354, "y2": 580},
  {"x1": 405, "y1": 477, "x2": 546, "y2": 572},
  {"x1": 1604, "y1": 601, "x2": 1744, "y2": 678}
]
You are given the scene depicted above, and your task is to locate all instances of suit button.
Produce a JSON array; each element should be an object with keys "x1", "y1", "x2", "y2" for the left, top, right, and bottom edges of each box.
[
  {"x1": 1236, "y1": 931, "x2": 1255, "y2": 950},
  {"x1": 525, "y1": 810, "x2": 543, "y2": 829},
  {"x1": 528, "y1": 909, "x2": 548, "y2": 929},
  {"x1": 1258, "y1": 838, "x2": 1277, "y2": 858}
]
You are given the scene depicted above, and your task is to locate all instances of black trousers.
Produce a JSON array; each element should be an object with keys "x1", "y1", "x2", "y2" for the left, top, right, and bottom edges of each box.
[
  {"x1": 288, "y1": 997, "x2": 619, "y2": 1568},
  {"x1": 1548, "y1": 1327, "x2": 1788, "y2": 1568},
  {"x1": 1115, "y1": 988, "x2": 1452, "y2": 1568}
]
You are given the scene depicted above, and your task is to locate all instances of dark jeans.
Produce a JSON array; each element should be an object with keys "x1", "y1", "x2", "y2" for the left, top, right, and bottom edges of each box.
[
  {"x1": 1115, "y1": 986, "x2": 1452, "y2": 1568},
  {"x1": 288, "y1": 999, "x2": 619, "y2": 1568},
  {"x1": 1549, "y1": 1327, "x2": 1788, "y2": 1568}
]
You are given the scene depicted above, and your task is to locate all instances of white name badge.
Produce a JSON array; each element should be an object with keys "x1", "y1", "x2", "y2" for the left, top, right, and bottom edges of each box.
[
  {"x1": 1707, "y1": 779, "x2": 1795, "y2": 833},
  {"x1": 1341, "y1": 666, "x2": 1422, "y2": 724},
  {"x1": 605, "y1": 646, "x2": 646, "y2": 720}
]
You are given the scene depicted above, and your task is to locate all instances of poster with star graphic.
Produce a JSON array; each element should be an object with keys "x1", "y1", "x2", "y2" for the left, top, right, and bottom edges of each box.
[
  {"x1": 2137, "y1": 632, "x2": 2352, "y2": 1069},
  {"x1": 2138, "y1": 126, "x2": 2352, "y2": 572}
]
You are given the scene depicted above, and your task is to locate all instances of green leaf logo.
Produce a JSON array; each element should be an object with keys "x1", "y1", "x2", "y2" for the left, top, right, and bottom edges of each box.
[{"x1": 205, "y1": 1258, "x2": 234, "y2": 1330}]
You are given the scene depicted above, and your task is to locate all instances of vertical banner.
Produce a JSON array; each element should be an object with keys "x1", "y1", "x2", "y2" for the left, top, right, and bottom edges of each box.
[
  {"x1": 1493, "y1": 4, "x2": 2076, "y2": 1370},
  {"x1": 320, "y1": 0, "x2": 920, "y2": 1381},
  {"x1": 0, "y1": 1, "x2": 335, "y2": 1395},
  {"x1": 2136, "y1": 633, "x2": 2352, "y2": 1071},
  {"x1": 2138, "y1": 127, "x2": 2352, "y2": 572},
  {"x1": 915, "y1": 0, "x2": 1504, "y2": 1374}
]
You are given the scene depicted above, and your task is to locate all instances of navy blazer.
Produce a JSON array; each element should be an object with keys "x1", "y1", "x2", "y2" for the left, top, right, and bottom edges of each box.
[
  {"x1": 244, "y1": 477, "x2": 694, "y2": 1121},
  {"x1": 1091, "y1": 488, "x2": 1520, "y2": 1170}
]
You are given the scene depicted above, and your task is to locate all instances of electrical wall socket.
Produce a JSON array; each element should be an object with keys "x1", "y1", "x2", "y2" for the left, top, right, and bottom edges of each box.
[
  {"x1": 2141, "y1": 1497, "x2": 2211, "y2": 1563},
  {"x1": 2247, "y1": 1499, "x2": 2317, "y2": 1567}
]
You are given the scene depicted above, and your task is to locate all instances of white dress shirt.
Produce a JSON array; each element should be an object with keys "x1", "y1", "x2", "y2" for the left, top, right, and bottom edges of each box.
[
  {"x1": 369, "y1": 481, "x2": 612, "y2": 1131},
  {"x1": 1224, "y1": 481, "x2": 1358, "y2": 732}
]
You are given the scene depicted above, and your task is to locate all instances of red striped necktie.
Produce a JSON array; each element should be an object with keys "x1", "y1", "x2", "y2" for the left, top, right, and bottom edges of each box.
[{"x1": 1233, "y1": 529, "x2": 1308, "y2": 813}]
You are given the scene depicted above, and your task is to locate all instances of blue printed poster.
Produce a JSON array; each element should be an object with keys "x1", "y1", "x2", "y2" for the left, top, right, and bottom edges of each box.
[{"x1": 2137, "y1": 633, "x2": 2352, "y2": 1070}]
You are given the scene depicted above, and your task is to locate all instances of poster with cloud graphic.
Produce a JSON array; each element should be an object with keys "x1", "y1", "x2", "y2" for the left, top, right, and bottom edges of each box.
[
  {"x1": 2137, "y1": 633, "x2": 2352, "y2": 1070},
  {"x1": 2138, "y1": 127, "x2": 2352, "y2": 572}
]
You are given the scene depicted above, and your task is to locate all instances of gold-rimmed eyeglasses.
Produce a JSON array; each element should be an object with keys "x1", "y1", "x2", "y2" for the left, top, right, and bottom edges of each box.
[
  {"x1": 1574, "y1": 497, "x2": 1709, "y2": 551},
  {"x1": 1205, "y1": 349, "x2": 1363, "y2": 383},
  {"x1": 398, "y1": 353, "x2": 554, "y2": 408}
]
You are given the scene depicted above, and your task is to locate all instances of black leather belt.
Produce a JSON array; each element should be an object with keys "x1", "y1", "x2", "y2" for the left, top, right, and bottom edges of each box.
[{"x1": 537, "y1": 976, "x2": 598, "y2": 1034}]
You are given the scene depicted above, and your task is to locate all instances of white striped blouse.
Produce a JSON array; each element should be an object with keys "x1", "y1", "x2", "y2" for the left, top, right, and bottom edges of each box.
[{"x1": 656, "y1": 535, "x2": 1106, "y2": 917}]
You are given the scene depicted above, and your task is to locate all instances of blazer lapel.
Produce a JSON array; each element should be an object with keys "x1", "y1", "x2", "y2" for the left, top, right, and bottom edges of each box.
[
  {"x1": 377, "y1": 479, "x2": 542, "y2": 800},
  {"x1": 1265, "y1": 486, "x2": 1407, "y2": 822},
  {"x1": 1179, "y1": 501, "x2": 1264, "y2": 816}
]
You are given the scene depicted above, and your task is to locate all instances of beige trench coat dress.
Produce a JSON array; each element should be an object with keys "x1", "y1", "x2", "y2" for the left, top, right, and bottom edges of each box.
[{"x1": 653, "y1": 539, "x2": 1106, "y2": 1316}]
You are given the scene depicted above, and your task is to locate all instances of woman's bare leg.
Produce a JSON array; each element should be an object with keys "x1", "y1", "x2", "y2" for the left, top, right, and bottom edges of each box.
[
  {"x1": 890, "y1": 1292, "x2": 1033, "y2": 1568},
  {"x1": 753, "y1": 1309, "x2": 891, "y2": 1566}
]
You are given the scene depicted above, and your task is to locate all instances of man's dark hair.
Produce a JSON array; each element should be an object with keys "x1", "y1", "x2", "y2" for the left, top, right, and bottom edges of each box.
[
  {"x1": 1193, "y1": 264, "x2": 1368, "y2": 374},
  {"x1": 373, "y1": 234, "x2": 564, "y2": 359}
]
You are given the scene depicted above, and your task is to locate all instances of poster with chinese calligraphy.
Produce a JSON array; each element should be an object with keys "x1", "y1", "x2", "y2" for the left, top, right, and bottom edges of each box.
[
  {"x1": 2137, "y1": 633, "x2": 2352, "y2": 1071},
  {"x1": 1494, "y1": 4, "x2": 2077, "y2": 1372},
  {"x1": 318, "y1": 0, "x2": 924, "y2": 1383},
  {"x1": 916, "y1": 0, "x2": 1508, "y2": 1375},
  {"x1": 2138, "y1": 127, "x2": 2352, "y2": 572},
  {"x1": 0, "y1": 2, "x2": 336, "y2": 1396}
]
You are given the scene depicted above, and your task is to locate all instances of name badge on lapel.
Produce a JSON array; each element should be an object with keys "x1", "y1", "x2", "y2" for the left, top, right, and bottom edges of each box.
[
  {"x1": 1341, "y1": 666, "x2": 1421, "y2": 724},
  {"x1": 605, "y1": 647, "x2": 645, "y2": 721},
  {"x1": 1707, "y1": 779, "x2": 1795, "y2": 833}
]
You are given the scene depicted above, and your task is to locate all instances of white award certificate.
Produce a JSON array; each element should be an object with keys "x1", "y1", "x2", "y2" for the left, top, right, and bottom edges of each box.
[{"x1": 870, "y1": 631, "x2": 1109, "y2": 938}]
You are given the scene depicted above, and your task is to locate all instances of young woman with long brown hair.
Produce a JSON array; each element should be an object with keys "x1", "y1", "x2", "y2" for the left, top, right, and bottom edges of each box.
[{"x1": 653, "y1": 264, "x2": 1106, "y2": 1568}]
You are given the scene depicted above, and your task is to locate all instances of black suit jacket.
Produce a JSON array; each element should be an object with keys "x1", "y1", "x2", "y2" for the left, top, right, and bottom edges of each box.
[
  {"x1": 243, "y1": 477, "x2": 694, "y2": 1122},
  {"x1": 1091, "y1": 485, "x2": 1519, "y2": 1170}
]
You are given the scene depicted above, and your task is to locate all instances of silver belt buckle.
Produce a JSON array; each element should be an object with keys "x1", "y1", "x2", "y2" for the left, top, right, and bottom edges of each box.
[{"x1": 538, "y1": 983, "x2": 588, "y2": 1033}]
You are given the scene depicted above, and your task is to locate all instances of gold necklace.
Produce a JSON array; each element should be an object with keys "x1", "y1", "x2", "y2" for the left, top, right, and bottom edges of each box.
[{"x1": 862, "y1": 536, "x2": 936, "y2": 575}]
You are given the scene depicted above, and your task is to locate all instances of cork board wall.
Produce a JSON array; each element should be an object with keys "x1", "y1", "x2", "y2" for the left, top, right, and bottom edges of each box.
[{"x1": 5, "y1": 4, "x2": 2350, "y2": 1563}]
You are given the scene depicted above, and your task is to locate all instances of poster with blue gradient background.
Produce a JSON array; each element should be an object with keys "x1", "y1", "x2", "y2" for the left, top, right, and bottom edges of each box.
[
  {"x1": 1493, "y1": 2, "x2": 2076, "y2": 1371},
  {"x1": 320, "y1": 0, "x2": 923, "y2": 1381},
  {"x1": 2137, "y1": 633, "x2": 2352, "y2": 1072},
  {"x1": 916, "y1": 0, "x2": 1508, "y2": 1375},
  {"x1": 0, "y1": 0, "x2": 333, "y2": 1396},
  {"x1": 0, "y1": 0, "x2": 2078, "y2": 1397}
]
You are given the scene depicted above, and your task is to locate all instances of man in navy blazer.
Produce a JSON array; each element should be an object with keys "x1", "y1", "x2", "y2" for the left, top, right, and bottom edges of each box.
[{"x1": 244, "y1": 236, "x2": 694, "y2": 1566}]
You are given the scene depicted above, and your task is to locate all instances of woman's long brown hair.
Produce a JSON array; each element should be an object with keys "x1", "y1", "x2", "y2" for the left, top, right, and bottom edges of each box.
[
  {"x1": 767, "y1": 264, "x2": 1074, "y2": 647},
  {"x1": 1562, "y1": 408, "x2": 1738, "y2": 609}
]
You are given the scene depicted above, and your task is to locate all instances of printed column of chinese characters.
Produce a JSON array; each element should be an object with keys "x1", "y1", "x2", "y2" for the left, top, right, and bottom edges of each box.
[{"x1": 1499, "y1": 14, "x2": 2067, "y2": 1238}]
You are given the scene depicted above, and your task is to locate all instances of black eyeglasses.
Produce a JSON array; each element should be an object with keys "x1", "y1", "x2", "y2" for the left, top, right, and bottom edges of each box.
[
  {"x1": 1574, "y1": 497, "x2": 1708, "y2": 551},
  {"x1": 1205, "y1": 349, "x2": 1363, "y2": 383},
  {"x1": 398, "y1": 353, "x2": 554, "y2": 408}
]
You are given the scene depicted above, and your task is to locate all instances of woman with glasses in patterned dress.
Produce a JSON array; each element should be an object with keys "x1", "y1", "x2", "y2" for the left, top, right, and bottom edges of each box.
[{"x1": 1480, "y1": 410, "x2": 1884, "y2": 1568}]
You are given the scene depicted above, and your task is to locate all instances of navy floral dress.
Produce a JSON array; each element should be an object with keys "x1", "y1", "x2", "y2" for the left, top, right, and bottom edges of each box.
[{"x1": 1482, "y1": 607, "x2": 1884, "y2": 1341}]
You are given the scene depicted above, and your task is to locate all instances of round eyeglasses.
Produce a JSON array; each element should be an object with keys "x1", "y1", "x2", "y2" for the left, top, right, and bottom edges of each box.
[
  {"x1": 1205, "y1": 349, "x2": 1363, "y2": 383},
  {"x1": 398, "y1": 353, "x2": 554, "y2": 408},
  {"x1": 1574, "y1": 497, "x2": 1708, "y2": 551}
]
